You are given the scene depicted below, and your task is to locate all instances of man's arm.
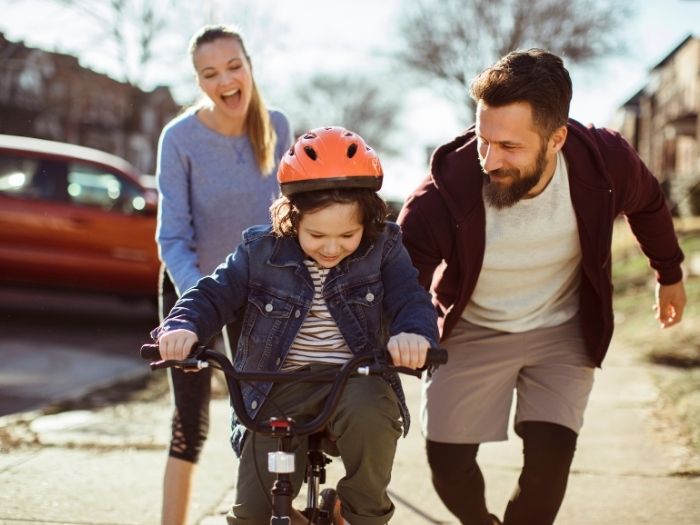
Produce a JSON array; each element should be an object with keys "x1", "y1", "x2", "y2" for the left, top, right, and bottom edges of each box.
[
  {"x1": 397, "y1": 188, "x2": 446, "y2": 291},
  {"x1": 601, "y1": 130, "x2": 687, "y2": 328},
  {"x1": 604, "y1": 132, "x2": 685, "y2": 285}
]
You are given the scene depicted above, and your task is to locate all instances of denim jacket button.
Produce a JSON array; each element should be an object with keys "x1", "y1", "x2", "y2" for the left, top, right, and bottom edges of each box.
[
  {"x1": 294, "y1": 309, "x2": 300, "y2": 318},
  {"x1": 265, "y1": 303, "x2": 273, "y2": 313},
  {"x1": 275, "y1": 357, "x2": 282, "y2": 366},
  {"x1": 251, "y1": 400, "x2": 259, "y2": 410},
  {"x1": 365, "y1": 292, "x2": 375, "y2": 302}
]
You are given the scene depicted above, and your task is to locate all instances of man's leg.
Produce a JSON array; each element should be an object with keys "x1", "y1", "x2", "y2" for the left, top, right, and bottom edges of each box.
[
  {"x1": 422, "y1": 319, "x2": 525, "y2": 525},
  {"x1": 426, "y1": 440, "x2": 495, "y2": 525},
  {"x1": 503, "y1": 421, "x2": 577, "y2": 525},
  {"x1": 504, "y1": 316, "x2": 592, "y2": 525}
]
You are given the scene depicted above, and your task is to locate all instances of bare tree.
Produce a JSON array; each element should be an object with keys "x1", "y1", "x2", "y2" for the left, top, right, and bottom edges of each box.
[
  {"x1": 54, "y1": 0, "x2": 179, "y2": 86},
  {"x1": 49, "y1": 0, "x2": 284, "y2": 93},
  {"x1": 394, "y1": 0, "x2": 632, "y2": 119},
  {"x1": 287, "y1": 73, "x2": 403, "y2": 156}
]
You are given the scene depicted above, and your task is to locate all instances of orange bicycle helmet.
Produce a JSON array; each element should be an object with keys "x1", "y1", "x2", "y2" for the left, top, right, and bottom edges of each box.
[{"x1": 277, "y1": 126, "x2": 383, "y2": 196}]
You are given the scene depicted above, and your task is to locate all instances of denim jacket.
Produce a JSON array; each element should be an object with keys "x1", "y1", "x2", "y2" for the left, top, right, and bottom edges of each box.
[{"x1": 153, "y1": 222, "x2": 439, "y2": 456}]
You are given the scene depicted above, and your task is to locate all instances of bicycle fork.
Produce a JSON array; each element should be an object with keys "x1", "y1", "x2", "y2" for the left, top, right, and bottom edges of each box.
[
  {"x1": 268, "y1": 419, "x2": 296, "y2": 525},
  {"x1": 267, "y1": 421, "x2": 335, "y2": 525}
]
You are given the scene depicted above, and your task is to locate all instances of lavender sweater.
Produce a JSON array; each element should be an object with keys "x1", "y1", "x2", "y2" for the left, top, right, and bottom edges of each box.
[{"x1": 155, "y1": 109, "x2": 292, "y2": 294}]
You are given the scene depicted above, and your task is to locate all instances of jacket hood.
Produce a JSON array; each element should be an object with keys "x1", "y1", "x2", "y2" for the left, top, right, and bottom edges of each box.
[
  {"x1": 427, "y1": 126, "x2": 481, "y2": 224},
  {"x1": 426, "y1": 119, "x2": 615, "y2": 222}
]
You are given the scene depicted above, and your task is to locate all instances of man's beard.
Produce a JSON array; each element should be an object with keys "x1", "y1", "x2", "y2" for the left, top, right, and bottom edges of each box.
[{"x1": 482, "y1": 143, "x2": 548, "y2": 209}]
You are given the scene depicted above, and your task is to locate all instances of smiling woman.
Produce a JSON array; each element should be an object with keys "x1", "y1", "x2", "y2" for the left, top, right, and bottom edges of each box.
[
  {"x1": 153, "y1": 24, "x2": 292, "y2": 525},
  {"x1": 192, "y1": 34, "x2": 254, "y2": 136}
]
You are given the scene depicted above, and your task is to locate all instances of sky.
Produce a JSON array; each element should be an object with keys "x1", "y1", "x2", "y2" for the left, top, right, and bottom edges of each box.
[{"x1": 1, "y1": 0, "x2": 699, "y2": 199}]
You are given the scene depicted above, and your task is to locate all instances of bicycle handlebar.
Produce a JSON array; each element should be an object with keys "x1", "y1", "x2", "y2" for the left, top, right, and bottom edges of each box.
[{"x1": 140, "y1": 343, "x2": 447, "y2": 437}]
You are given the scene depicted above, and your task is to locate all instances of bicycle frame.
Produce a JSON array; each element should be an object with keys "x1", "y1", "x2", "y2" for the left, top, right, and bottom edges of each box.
[{"x1": 141, "y1": 344, "x2": 446, "y2": 524}]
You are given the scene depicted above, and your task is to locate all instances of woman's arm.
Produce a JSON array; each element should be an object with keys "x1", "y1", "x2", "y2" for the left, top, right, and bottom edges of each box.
[{"x1": 155, "y1": 125, "x2": 203, "y2": 295}]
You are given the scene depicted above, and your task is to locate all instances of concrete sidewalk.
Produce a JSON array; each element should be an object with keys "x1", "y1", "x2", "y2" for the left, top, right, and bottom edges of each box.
[{"x1": 1, "y1": 339, "x2": 698, "y2": 525}]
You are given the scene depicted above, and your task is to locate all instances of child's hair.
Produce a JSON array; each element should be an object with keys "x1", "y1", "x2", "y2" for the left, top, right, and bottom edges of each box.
[{"x1": 270, "y1": 188, "x2": 388, "y2": 242}]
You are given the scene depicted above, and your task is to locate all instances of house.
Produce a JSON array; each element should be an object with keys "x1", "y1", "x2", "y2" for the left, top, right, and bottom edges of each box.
[
  {"x1": 0, "y1": 33, "x2": 179, "y2": 174},
  {"x1": 615, "y1": 35, "x2": 700, "y2": 216}
]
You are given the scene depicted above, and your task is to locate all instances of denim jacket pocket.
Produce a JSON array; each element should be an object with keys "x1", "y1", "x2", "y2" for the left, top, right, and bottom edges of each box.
[
  {"x1": 342, "y1": 278, "x2": 385, "y2": 337},
  {"x1": 241, "y1": 289, "x2": 296, "y2": 368}
]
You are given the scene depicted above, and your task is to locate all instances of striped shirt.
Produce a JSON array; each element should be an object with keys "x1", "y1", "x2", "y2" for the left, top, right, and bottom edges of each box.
[{"x1": 282, "y1": 259, "x2": 353, "y2": 369}]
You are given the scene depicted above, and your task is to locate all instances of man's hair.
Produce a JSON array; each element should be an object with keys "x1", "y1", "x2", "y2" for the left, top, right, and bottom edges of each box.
[
  {"x1": 469, "y1": 49, "x2": 572, "y2": 138},
  {"x1": 270, "y1": 188, "x2": 388, "y2": 241}
]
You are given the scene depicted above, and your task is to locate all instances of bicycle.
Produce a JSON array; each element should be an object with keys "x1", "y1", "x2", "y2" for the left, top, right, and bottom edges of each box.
[{"x1": 140, "y1": 343, "x2": 447, "y2": 525}]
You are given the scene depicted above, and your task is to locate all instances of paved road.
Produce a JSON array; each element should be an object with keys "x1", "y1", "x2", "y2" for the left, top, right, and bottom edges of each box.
[
  {"x1": 0, "y1": 286, "x2": 158, "y2": 416},
  {"x1": 1, "y1": 285, "x2": 699, "y2": 524},
  {"x1": 1, "y1": 337, "x2": 699, "y2": 525}
]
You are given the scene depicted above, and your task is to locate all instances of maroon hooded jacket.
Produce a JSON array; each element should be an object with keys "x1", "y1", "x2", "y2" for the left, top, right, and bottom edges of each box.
[{"x1": 397, "y1": 119, "x2": 684, "y2": 367}]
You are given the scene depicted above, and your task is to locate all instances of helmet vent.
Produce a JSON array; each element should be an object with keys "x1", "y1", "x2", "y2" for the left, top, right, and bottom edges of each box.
[
  {"x1": 287, "y1": 146, "x2": 295, "y2": 156},
  {"x1": 303, "y1": 146, "x2": 318, "y2": 160},
  {"x1": 347, "y1": 143, "x2": 358, "y2": 158},
  {"x1": 303, "y1": 133, "x2": 317, "y2": 139}
]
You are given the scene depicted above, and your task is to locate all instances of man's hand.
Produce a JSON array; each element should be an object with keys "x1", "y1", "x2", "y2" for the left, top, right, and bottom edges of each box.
[
  {"x1": 387, "y1": 332, "x2": 431, "y2": 369},
  {"x1": 654, "y1": 281, "x2": 686, "y2": 328},
  {"x1": 158, "y1": 329, "x2": 198, "y2": 360}
]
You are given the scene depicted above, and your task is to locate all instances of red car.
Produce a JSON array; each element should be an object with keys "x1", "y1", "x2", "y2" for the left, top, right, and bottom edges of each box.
[{"x1": 0, "y1": 134, "x2": 160, "y2": 298}]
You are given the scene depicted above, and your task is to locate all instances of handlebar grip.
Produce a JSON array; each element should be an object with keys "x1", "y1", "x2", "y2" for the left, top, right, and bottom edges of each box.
[
  {"x1": 426, "y1": 347, "x2": 448, "y2": 365},
  {"x1": 140, "y1": 343, "x2": 161, "y2": 361}
]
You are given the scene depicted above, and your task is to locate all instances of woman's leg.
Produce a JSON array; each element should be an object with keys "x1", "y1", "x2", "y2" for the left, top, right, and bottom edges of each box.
[
  {"x1": 159, "y1": 266, "x2": 212, "y2": 525},
  {"x1": 162, "y1": 456, "x2": 196, "y2": 525}
]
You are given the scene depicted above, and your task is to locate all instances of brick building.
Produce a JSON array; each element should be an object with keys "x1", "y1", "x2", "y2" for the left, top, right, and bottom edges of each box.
[
  {"x1": 615, "y1": 35, "x2": 700, "y2": 216},
  {"x1": 0, "y1": 33, "x2": 179, "y2": 174}
]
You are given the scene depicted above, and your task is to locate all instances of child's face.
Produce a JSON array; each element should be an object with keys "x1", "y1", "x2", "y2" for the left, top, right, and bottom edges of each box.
[{"x1": 297, "y1": 202, "x2": 364, "y2": 268}]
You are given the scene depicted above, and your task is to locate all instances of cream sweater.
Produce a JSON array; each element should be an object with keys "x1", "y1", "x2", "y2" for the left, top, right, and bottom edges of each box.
[{"x1": 462, "y1": 152, "x2": 582, "y2": 332}]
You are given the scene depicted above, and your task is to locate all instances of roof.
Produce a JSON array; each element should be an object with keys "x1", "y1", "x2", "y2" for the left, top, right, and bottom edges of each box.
[
  {"x1": 651, "y1": 34, "x2": 697, "y2": 71},
  {"x1": 0, "y1": 134, "x2": 140, "y2": 179}
]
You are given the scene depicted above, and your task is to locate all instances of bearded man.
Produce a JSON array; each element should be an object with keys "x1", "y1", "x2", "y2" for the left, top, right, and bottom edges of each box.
[{"x1": 397, "y1": 49, "x2": 687, "y2": 525}]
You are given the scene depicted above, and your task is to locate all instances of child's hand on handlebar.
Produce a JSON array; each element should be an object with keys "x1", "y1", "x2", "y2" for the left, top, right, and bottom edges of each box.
[
  {"x1": 158, "y1": 329, "x2": 198, "y2": 361},
  {"x1": 387, "y1": 332, "x2": 431, "y2": 369}
]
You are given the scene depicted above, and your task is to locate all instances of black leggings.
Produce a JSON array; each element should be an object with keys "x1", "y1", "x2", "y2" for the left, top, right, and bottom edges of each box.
[
  {"x1": 426, "y1": 421, "x2": 578, "y2": 525},
  {"x1": 159, "y1": 266, "x2": 241, "y2": 463}
]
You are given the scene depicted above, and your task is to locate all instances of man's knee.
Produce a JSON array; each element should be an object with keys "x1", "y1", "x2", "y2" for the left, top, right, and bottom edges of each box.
[
  {"x1": 518, "y1": 421, "x2": 578, "y2": 474},
  {"x1": 426, "y1": 440, "x2": 480, "y2": 484},
  {"x1": 516, "y1": 421, "x2": 578, "y2": 501}
]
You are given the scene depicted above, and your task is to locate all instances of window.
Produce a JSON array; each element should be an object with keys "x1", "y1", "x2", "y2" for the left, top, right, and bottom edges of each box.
[
  {"x1": 0, "y1": 154, "x2": 67, "y2": 201},
  {"x1": 0, "y1": 155, "x2": 36, "y2": 195},
  {"x1": 67, "y1": 163, "x2": 147, "y2": 214},
  {"x1": 0, "y1": 153, "x2": 147, "y2": 214}
]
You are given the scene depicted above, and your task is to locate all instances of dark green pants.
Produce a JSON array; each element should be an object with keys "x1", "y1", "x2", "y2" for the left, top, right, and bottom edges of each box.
[{"x1": 227, "y1": 365, "x2": 402, "y2": 525}]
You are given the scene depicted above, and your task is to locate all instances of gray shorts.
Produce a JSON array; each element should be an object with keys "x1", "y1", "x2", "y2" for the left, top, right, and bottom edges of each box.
[{"x1": 422, "y1": 315, "x2": 596, "y2": 443}]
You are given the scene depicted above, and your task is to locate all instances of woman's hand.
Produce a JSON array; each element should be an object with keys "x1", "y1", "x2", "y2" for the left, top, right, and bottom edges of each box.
[
  {"x1": 158, "y1": 329, "x2": 198, "y2": 361},
  {"x1": 387, "y1": 332, "x2": 431, "y2": 369}
]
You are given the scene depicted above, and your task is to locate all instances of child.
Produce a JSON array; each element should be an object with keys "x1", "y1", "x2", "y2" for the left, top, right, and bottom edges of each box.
[{"x1": 153, "y1": 127, "x2": 439, "y2": 525}]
